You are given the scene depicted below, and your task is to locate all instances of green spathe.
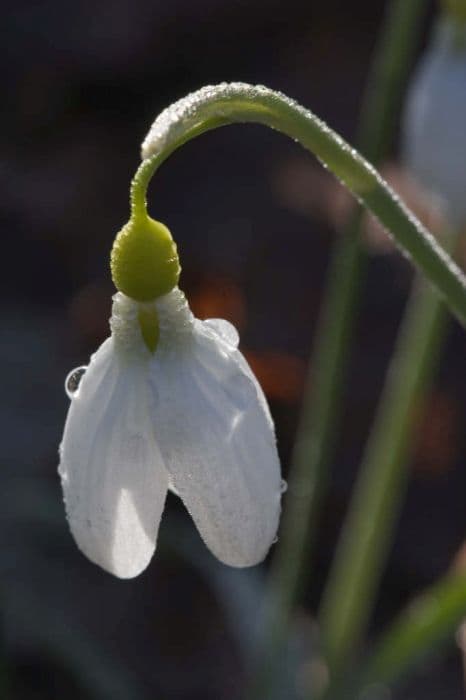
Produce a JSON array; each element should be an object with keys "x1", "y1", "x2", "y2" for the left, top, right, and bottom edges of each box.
[{"x1": 111, "y1": 214, "x2": 180, "y2": 302}]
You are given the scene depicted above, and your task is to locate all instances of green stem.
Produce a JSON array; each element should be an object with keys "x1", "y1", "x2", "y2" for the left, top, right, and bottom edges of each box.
[
  {"x1": 248, "y1": 1, "x2": 428, "y2": 695},
  {"x1": 319, "y1": 229, "x2": 460, "y2": 692},
  {"x1": 363, "y1": 571, "x2": 466, "y2": 687},
  {"x1": 357, "y1": 0, "x2": 429, "y2": 163},
  {"x1": 132, "y1": 82, "x2": 466, "y2": 325}
]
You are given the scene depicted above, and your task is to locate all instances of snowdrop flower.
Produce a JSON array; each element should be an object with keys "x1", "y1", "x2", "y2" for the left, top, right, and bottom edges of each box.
[
  {"x1": 403, "y1": 12, "x2": 466, "y2": 228},
  {"x1": 59, "y1": 213, "x2": 282, "y2": 578}
]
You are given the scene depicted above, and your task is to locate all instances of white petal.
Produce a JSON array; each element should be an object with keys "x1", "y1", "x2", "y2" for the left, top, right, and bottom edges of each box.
[
  {"x1": 59, "y1": 339, "x2": 169, "y2": 578},
  {"x1": 149, "y1": 320, "x2": 282, "y2": 568},
  {"x1": 203, "y1": 318, "x2": 240, "y2": 348}
]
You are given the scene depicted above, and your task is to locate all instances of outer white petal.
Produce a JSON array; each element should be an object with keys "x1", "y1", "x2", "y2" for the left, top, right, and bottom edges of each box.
[
  {"x1": 149, "y1": 307, "x2": 282, "y2": 568},
  {"x1": 203, "y1": 318, "x2": 240, "y2": 348},
  {"x1": 403, "y1": 20, "x2": 466, "y2": 227},
  {"x1": 59, "y1": 338, "x2": 169, "y2": 578}
]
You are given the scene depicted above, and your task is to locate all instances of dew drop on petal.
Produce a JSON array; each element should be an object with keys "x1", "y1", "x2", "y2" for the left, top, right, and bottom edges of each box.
[
  {"x1": 65, "y1": 366, "x2": 87, "y2": 399},
  {"x1": 280, "y1": 479, "x2": 288, "y2": 494}
]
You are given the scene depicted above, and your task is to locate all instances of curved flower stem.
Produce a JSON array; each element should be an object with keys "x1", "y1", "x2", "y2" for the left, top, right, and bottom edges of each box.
[
  {"x1": 131, "y1": 82, "x2": 466, "y2": 325},
  {"x1": 318, "y1": 229, "x2": 459, "y2": 695}
]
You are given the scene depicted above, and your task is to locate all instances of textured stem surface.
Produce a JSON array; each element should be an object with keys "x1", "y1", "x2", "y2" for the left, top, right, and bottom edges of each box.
[{"x1": 133, "y1": 82, "x2": 466, "y2": 325}]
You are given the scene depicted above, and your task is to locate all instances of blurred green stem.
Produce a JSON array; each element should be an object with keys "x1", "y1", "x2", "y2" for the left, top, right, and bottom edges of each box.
[
  {"x1": 356, "y1": 0, "x2": 429, "y2": 162},
  {"x1": 362, "y1": 570, "x2": 466, "y2": 687},
  {"x1": 246, "y1": 0, "x2": 428, "y2": 696},
  {"x1": 318, "y1": 237, "x2": 458, "y2": 693},
  {"x1": 247, "y1": 214, "x2": 364, "y2": 698}
]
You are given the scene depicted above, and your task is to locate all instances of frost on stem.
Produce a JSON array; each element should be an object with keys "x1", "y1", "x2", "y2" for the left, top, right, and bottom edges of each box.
[
  {"x1": 142, "y1": 83, "x2": 275, "y2": 159},
  {"x1": 135, "y1": 81, "x2": 466, "y2": 326}
]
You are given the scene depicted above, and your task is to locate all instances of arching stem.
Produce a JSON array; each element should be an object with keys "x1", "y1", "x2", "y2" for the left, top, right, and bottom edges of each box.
[{"x1": 131, "y1": 82, "x2": 466, "y2": 326}]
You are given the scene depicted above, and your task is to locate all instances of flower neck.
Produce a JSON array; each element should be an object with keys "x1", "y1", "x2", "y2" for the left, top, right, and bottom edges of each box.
[
  {"x1": 154, "y1": 287, "x2": 193, "y2": 335},
  {"x1": 110, "y1": 288, "x2": 194, "y2": 356}
]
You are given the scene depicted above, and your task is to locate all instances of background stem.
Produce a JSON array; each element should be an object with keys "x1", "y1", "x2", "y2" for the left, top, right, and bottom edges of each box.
[
  {"x1": 318, "y1": 246, "x2": 457, "y2": 693},
  {"x1": 362, "y1": 571, "x2": 466, "y2": 688},
  {"x1": 246, "y1": 0, "x2": 428, "y2": 697}
]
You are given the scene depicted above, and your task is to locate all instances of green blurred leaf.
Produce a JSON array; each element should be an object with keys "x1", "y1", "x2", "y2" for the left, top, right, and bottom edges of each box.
[{"x1": 362, "y1": 572, "x2": 466, "y2": 688}]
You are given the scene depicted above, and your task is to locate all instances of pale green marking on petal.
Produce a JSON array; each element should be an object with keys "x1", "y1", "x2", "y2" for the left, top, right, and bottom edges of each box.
[{"x1": 138, "y1": 305, "x2": 160, "y2": 353}]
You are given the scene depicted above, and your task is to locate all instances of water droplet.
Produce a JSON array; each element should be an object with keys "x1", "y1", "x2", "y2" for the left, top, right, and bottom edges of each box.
[
  {"x1": 280, "y1": 479, "x2": 288, "y2": 494},
  {"x1": 65, "y1": 366, "x2": 87, "y2": 399},
  {"x1": 272, "y1": 536, "x2": 279, "y2": 544}
]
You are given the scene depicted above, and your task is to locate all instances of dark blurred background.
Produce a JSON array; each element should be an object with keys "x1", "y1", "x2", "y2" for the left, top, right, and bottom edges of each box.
[{"x1": 2, "y1": 0, "x2": 466, "y2": 698}]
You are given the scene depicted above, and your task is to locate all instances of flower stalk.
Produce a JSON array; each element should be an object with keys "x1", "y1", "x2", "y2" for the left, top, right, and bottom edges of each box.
[{"x1": 133, "y1": 82, "x2": 466, "y2": 326}]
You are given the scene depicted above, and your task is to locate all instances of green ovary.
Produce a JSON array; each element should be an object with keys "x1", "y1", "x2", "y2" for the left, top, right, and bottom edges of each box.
[{"x1": 111, "y1": 215, "x2": 181, "y2": 302}]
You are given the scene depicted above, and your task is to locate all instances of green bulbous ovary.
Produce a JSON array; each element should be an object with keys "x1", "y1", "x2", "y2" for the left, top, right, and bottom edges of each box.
[{"x1": 111, "y1": 215, "x2": 181, "y2": 302}]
